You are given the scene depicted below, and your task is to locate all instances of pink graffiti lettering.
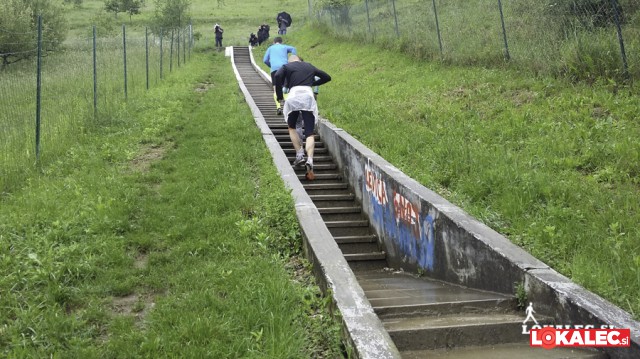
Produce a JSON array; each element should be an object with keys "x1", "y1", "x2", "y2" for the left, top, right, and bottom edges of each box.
[
  {"x1": 365, "y1": 166, "x2": 388, "y2": 205},
  {"x1": 393, "y1": 191, "x2": 419, "y2": 232}
]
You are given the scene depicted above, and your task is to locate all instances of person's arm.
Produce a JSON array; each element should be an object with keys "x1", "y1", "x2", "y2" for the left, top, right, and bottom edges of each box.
[
  {"x1": 274, "y1": 67, "x2": 287, "y2": 101},
  {"x1": 288, "y1": 46, "x2": 297, "y2": 56},
  {"x1": 263, "y1": 48, "x2": 270, "y2": 67},
  {"x1": 312, "y1": 68, "x2": 331, "y2": 87}
]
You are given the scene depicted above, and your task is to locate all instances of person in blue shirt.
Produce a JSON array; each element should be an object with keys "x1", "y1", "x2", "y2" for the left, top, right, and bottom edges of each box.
[{"x1": 263, "y1": 37, "x2": 296, "y2": 115}]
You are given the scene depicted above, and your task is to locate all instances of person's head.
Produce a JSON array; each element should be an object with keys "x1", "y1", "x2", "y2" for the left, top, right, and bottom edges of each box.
[
  {"x1": 273, "y1": 37, "x2": 283, "y2": 44},
  {"x1": 288, "y1": 55, "x2": 301, "y2": 63}
]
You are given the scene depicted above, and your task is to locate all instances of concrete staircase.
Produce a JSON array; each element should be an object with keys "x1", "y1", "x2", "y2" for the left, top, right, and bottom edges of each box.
[{"x1": 233, "y1": 46, "x2": 606, "y2": 359}]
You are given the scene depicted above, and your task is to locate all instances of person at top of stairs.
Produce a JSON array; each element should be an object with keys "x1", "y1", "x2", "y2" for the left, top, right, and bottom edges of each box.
[{"x1": 275, "y1": 55, "x2": 331, "y2": 181}]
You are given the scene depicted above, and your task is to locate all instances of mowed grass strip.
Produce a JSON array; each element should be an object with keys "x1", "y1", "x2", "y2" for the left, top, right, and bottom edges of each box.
[
  {"x1": 0, "y1": 50, "x2": 344, "y2": 357},
  {"x1": 253, "y1": 25, "x2": 640, "y2": 318}
]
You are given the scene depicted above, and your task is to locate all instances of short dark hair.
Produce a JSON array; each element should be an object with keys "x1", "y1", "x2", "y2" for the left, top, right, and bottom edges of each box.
[{"x1": 274, "y1": 37, "x2": 283, "y2": 44}]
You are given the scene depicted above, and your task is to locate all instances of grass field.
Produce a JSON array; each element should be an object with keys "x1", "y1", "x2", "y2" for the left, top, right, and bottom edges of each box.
[
  {"x1": 0, "y1": 48, "x2": 345, "y2": 357},
  {"x1": 1, "y1": 1, "x2": 345, "y2": 357},
  {"x1": 314, "y1": 0, "x2": 640, "y2": 80}
]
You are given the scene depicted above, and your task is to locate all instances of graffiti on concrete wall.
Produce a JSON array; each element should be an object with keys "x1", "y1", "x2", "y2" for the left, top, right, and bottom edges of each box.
[
  {"x1": 364, "y1": 162, "x2": 435, "y2": 271},
  {"x1": 365, "y1": 163, "x2": 388, "y2": 206}
]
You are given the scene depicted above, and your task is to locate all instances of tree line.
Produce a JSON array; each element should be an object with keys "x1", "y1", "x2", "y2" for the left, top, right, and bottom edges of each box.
[{"x1": 0, "y1": 0, "x2": 192, "y2": 68}]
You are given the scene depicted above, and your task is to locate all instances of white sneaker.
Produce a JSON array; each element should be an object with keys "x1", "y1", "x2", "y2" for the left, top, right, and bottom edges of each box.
[{"x1": 293, "y1": 155, "x2": 305, "y2": 167}]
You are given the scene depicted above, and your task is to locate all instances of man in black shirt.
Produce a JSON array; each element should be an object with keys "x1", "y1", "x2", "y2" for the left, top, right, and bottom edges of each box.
[{"x1": 275, "y1": 55, "x2": 331, "y2": 180}]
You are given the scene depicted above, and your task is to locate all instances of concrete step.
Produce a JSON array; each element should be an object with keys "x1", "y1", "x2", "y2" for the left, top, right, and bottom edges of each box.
[
  {"x1": 328, "y1": 225, "x2": 376, "y2": 237},
  {"x1": 279, "y1": 141, "x2": 325, "y2": 148},
  {"x1": 326, "y1": 219, "x2": 369, "y2": 228},
  {"x1": 290, "y1": 155, "x2": 333, "y2": 163},
  {"x1": 374, "y1": 297, "x2": 516, "y2": 319},
  {"x1": 400, "y1": 343, "x2": 606, "y2": 359},
  {"x1": 296, "y1": 173, "x2": 341, "y2": 181},
  {"x1": 384, "y1": 312, "x2": 529, "y2": 351},
  {"x1": 310, "y1": 193, "x2": 355, "y2": 201},
  {"x1": 265, "y1": 123, "x2": 289, "y2": 129},
  {"x1": 320, "y1": 212, "x2": 367, "y2": 222},
  {"x1": 303, "y1": 182, "x2": 349, "y2": 191},
  {"x1": 284, "y1": 147, "x2": 328, "y2": 155},
  {"x1": 318, "y1": 206, "x2": 362, "y2": 214},
  {"x1": 347, "y1": 258, "x2": 388, "y2": 271},
  {"x1": 344, "y1": 252, "x2": 387, "y2": 262},
  {"x1": 334, "y1": 234, "x2": 377, "y2": 244},
  {"x1": 275, "y1": 134, "x2": 317, "y2": 141},
  {"x1": 292, "y1": 163, "x2": 336, "y2": 171},
  {"x1": 339, "y1": 242, "x2": 381, "y2": 255},
  {"x1": 354, "y1": 270, "x2": 516, "y2": 317}
]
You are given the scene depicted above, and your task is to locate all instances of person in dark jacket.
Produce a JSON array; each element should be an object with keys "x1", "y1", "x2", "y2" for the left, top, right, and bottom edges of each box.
[
  {"x1": 275, "y1": 55, "x2": 331, "y2": 180},
  {"x1": 277, "y1": 12, "x2": 292, "y2": 35},
  {"x1": 214, "y1": 23, "x2": 224, "y2": 49},
  {"x1": 249, "y1": 33, "x2": 258, "y2": 47},
  {"x1": 257, "y1": 24, "x2": 270, "y2": 45}
]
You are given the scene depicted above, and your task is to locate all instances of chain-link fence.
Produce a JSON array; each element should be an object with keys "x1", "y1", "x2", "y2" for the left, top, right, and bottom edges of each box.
[
  {"x1": 1, "y1": 18, "x2": 193, "y2": 192},
  {"x1": 310, "y1": 0, "x2": 638, "y2": 80}
]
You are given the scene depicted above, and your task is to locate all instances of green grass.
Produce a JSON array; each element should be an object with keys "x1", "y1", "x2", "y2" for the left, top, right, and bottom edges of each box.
[
  {"x1": 0, "y1": 48, "x2": 345, "y2": 357},
  {"x1": 1, "y1": 21, "x2": 189, "y2": 193},
  {"x1": 314, "y1": 0, "x2": 640, "y2": 80},
  {"x1": 258, "y1": 24, "x2": 640, "y2": 317}
]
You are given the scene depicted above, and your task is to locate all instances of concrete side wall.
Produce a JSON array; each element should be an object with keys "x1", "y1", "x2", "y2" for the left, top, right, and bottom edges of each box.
[
  {"x1": 316, "y1": 121, "x2": 640, "y2": 358},
  {"x1": 233, "y1": 48, "x2": 401, "y2": 359}
]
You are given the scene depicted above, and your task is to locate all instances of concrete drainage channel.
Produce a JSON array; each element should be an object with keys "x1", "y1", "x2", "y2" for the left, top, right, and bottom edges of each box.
[{"x1": 230, "y1": 46, "x2": 639, "y2": 358}]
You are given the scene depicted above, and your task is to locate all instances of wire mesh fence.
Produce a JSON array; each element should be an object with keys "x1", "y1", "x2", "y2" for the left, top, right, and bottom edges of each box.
[
  {"x1": 1, "y1": 20, "x2": 193, "y2": 193},
  {"x1": 310, "y1": 0, "x2": 639, "y2": 80}
]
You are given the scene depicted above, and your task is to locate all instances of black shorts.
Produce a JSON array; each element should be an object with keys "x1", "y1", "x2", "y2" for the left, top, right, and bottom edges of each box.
[{"x1": 287, "y1": 111, "x2": 315, "y2": 137}]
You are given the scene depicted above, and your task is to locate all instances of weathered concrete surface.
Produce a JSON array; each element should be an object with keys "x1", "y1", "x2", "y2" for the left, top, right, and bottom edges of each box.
[
  {"x1": 230, "y1": 47, "x2": 401, "y2": 359},
  {"x1": 402, "y1": 343, "x2": 606, "y2": 359},
  {"x1": 314, "y1": 101, "x2": 640, "y2": 358}
]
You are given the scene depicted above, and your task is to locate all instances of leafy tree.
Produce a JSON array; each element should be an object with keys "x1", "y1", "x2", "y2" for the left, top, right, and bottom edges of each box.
[
  {"x1": 122, "y1": 0, "x2": 144, "y2": 21},
  {"x1": 104, "y1": 0, "x2": 123, "y2": 18},
  {"x1": 90, "y1": 9, "x2": 119, "y2": 37},
  {"x1": 152, "y1": 0, "x2": 190, "y2": 31},
  {"x1": 0, "y1": 0, "x2": 67, "y2": 68}
]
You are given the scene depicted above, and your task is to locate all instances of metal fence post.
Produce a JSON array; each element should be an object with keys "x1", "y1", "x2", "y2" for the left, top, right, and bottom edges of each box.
[
  {"x1": 391, "y1": 0, "x2": 400, "y2": 37},
  {"x1": 177, "y1": 29, "x2": 180, "y2": 67},
  {"x1": 93, "y1": 25, "x2": 97, "y2": 116},
  {"x1": 431, "y1": 0, "x2": 443, "y2": 57},
  {"x1": 35, "y1": 15, "x2": 42, "y2": 163},
  {"x1": 609, "y1": 0, "x2": 629, "y2": 79},
  {"x1": 365, "y1": 0, "x2": 372, "y2": 34},
  {"x1": 145, "y1": 27, "x2": 149, "y2": 90},
  {"x1": 497, "y1": 0, "x2": 510, "y2": 61},
  {"x1": 170, "y1": 29, "x2": 174, "y2": 72},
  {"x1": 160, "y1": 29, "x2": 164, "y2": 80},
  {"x1": 123, "y1": 24, "x2": 128, "y2": 100}
]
